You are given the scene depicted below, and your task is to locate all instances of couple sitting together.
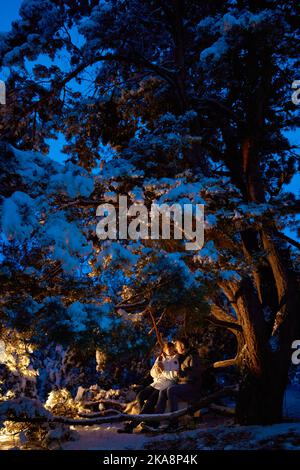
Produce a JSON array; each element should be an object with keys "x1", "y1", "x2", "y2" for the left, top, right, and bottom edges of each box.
[{"x1": 124, "y1": 338, "x2": 202, "y2": 432}]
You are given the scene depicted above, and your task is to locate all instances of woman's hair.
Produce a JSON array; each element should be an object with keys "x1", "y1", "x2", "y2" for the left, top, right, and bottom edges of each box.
[{"x1": 163, "y1": 341, "x2": 175, "y2": 350}]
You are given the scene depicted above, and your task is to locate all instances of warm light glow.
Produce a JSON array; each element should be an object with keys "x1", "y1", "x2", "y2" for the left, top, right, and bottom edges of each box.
[{"x1": 1, "y1": 334, "x2": 38, "y2": 379}]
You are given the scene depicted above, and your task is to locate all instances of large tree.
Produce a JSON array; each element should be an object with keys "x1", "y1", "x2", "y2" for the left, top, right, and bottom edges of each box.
[{"x1": 1, "y1": 0, "x2": 299, "y2": 424}]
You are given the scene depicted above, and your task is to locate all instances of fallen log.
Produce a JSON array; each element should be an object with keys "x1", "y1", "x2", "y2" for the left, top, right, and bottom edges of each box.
[
  {"x1": 209, "y1": 403, "x2": 235, "y2": 416},
  {"x1": 1, "y1": 386, "x2": 237, "y2": 426},
  {"x1": 83, "y1": 399, "x2": 126, "y2": 411},
  {"x1": 78, "y1": 409, "x2": 122, "y2": 418}
]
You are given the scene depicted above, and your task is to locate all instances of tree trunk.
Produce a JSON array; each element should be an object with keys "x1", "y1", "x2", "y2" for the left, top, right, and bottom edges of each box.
[
  {"x1": 220, "y1": 264, "x2": 299, "y2": 425},
  {"x1": 235, "y1": 358, "x2": 287, "y2": 425},
  {"x1": 234, "y1": 277, "x2": 298, "y2": 425}
]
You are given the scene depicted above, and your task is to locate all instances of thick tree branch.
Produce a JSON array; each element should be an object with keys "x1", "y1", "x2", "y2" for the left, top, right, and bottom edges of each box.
[
  {"x1": 209, "y1": 403, "x2": 235, "y2": 416},
  {"x1": 78, "y1": 409, "x2": 122, "y2": 418},
  {"x1": 208, "y1": 302, "x2": 242, "y2": 333},
  {"x1": 278, "y1": 232, "x2": 300, "y2": 251},
  {"x1": 207, "y1": 316, "x2": 242, "y2": 332},
  {"x1": 213, "y1": 357, "x2": 238, "y2": 369},
  {"x1": 115, "y1": 280, "x2": 171, "y2": 312},
  {"x1": 116, "y1": 299, "x2": 149, "y2": 311}
]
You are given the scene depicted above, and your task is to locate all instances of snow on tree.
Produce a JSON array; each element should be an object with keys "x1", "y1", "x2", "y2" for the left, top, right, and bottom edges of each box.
[{"x1": 0, "y1": 0, "x2": 299, "y2": 431}]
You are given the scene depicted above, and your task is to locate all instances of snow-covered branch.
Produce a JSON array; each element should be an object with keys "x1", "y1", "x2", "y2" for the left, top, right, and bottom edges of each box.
[{"x1": 1, "y1": 387, "x2": 237, "y2": 427}]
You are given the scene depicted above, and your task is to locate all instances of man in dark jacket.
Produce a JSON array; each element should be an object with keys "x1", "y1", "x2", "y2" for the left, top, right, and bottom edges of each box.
[{"x1": 167, "y1": 338, "x2": 202, "y2": 413}]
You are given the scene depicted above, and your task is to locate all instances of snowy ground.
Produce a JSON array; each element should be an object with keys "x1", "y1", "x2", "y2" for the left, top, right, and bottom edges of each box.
[
  {"x1": 2, "y1": 386, "x2": 300, "y2": 450},
  {"x1": 61, "y1": 385, "x2": 300, "y2": 451},
  {"x1": 62, "y1": 421, "x2": 300, "y2": 451}
]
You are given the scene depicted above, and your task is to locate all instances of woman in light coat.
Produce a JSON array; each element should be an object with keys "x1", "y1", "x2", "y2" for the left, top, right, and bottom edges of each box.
[{"x1": 136, "y1": 341, "x2": 179, "y2": 414}]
